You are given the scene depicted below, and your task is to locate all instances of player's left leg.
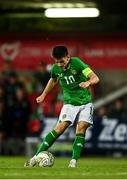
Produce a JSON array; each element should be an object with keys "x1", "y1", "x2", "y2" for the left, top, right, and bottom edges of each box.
[
  {"x1": 68, "y1": 121, "x2": 89, "y2": 168},
  {"x1": 69, "y1": 102, "x2": 93, "y2": 168}
]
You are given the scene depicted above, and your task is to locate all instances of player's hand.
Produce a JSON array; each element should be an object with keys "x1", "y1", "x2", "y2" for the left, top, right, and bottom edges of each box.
[
  {"x1": 79, "y1": 81, "x2": 90, "y2": 88},
  {"x1": 36, "y1": 95, "x2": 45, "y2": 103}
]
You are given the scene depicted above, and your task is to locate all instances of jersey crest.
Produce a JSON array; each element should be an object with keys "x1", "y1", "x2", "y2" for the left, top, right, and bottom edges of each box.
[{"x1": 70, "y1": 68, "x2": 77, "y2": 75}]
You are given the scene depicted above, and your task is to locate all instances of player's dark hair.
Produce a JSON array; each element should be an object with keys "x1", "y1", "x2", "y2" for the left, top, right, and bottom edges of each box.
[{"x1": 52, "y1": 45, "x2": 68, "y2": 59}]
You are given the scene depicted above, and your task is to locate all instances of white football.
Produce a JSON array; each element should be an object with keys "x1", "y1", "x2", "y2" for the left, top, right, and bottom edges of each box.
[{"x1": 36, "y1": 151, "x2": 54, "y2": 167}]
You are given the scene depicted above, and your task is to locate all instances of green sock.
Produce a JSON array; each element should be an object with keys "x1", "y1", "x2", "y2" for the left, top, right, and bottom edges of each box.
[
  {"x1": 72, "y1": 134, "x2": 85, "y2": 160},
  {"x1": 36, "y1": 129, "x2": 59, "y2": 155}
]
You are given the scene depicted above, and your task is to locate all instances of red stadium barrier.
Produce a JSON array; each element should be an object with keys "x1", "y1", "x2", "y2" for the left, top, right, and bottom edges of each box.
[{"x1": 0, "y1": 33, "x2": 127, "y2": 70}]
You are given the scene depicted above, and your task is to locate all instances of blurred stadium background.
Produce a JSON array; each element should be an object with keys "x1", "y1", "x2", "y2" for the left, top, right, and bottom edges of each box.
[{"x1": 0, "y1": 0, "x2": 127, "y2": 161}]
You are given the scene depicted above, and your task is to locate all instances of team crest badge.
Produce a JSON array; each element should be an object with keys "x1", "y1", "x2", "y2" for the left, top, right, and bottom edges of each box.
[
  {"x1": 71, "y1": 69, "x2": 77, "y2": 75},
  {"x1": 62, "y1": 114, "x2": 67, "y2": 119}
]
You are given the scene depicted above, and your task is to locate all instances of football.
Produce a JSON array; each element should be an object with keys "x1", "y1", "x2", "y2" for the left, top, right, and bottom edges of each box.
[{"x1": 36, "y1": 151, "x2": 54, "y2": 167}]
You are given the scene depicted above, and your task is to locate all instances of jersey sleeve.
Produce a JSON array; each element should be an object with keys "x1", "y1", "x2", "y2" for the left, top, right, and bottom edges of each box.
[
  {"x1": 51, "y1": 64, "x2": 58, "y2": 81},
  {"x1": 82, "y1": 67, "x2": 93, "y2": 78},
  {"x1": 74, "y1": 57, "x2": 89, "y2": 70},
  {"x1": 73, "y1": 57, "x2": 92, "y2": 78}
]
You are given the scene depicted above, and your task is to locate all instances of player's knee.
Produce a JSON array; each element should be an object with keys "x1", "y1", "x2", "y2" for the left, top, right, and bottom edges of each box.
[
  {"x1": 54, "y1": 121, "x2": 70, "y2": 134},
  {"x1": 76, "y1": 122, "x2": 89, "y2": 134},
  {"x1": 54, "y1": 126, "x2": 64, "y2": 134},
  {"x1": 77, "y1": 127, "x2": 86, "y2": 134}
]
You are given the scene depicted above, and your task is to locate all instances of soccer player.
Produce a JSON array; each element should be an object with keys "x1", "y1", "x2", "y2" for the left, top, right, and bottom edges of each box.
[{"x1": 24, "y1": 45, "x2": 99, "y2": 168}]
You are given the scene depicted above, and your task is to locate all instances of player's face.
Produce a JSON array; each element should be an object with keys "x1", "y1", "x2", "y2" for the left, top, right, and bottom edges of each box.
[{"x1": 54, "y1": 55, "x2": 70, "y2": 69}]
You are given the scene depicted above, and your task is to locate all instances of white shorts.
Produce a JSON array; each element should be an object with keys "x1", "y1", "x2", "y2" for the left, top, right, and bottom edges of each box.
[{"x1": 58, "y1": 103, "x2": 94, "y2": 126}]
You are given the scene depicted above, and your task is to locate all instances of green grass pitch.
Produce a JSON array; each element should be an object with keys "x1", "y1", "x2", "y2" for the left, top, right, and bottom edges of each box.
[{"x1": 0, "y1": 156, "x2": 127, "y2": 179}]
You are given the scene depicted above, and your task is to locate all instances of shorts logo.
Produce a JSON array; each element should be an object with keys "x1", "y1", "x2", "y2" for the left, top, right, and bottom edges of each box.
[{"x1": 62, "y1": 114, "x2": 67, "y2": 119}]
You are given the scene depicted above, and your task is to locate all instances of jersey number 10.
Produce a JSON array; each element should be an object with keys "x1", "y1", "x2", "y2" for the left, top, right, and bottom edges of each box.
[{"x1": 64, "y1": 75, "x2": 75, "y2": 85}]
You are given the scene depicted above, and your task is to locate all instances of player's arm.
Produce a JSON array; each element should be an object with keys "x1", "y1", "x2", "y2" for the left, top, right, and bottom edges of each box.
[
  {"x1": 36, "y1": 78, "x2": 59, "y2": 103},
  {"x1": 79, "y1": 67, "x2": 99, "y2": 88}
]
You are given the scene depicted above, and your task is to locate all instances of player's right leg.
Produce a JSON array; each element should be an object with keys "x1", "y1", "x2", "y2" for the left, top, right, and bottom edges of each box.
[
  {"x1": 24, "y1": 155, "x2": 37, "y2": 167},
  {"x1": 24, "y1": 121, "x2": 70, "y2": 167},
  {"x1": 35, "y1": 121, "x2": 70, "y2": 155}
]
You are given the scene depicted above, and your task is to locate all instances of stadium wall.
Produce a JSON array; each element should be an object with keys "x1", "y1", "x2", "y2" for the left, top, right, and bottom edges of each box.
[
  {"x1": 0, "y1": 33, "x2": 127, "y2": 70},
  {"x1": 25, "y1": 117, "x2": 127, "y2": 157}
]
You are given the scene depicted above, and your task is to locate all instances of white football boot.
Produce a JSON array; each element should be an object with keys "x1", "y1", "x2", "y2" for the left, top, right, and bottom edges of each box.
[
  {"x1": 68, "y1": 159, "x2": 77, "y2": 168},
  {"x1": 24, "y1": 155, "x2": 37, "y2": 167}
]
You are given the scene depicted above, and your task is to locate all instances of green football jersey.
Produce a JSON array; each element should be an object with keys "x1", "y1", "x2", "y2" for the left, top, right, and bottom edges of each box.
[{"x1": 51, "y1": 57, "x2": 92, "y2": 105}]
